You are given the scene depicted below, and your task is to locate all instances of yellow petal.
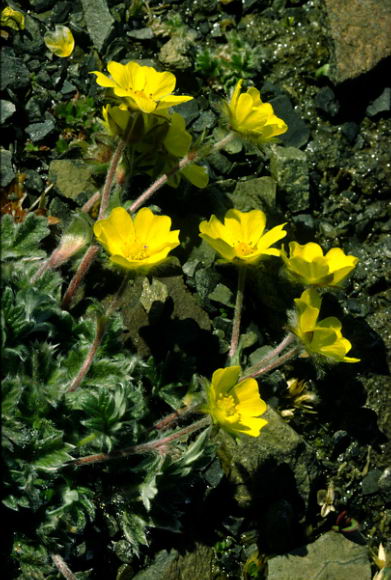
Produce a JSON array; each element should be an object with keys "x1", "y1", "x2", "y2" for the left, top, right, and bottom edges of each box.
[
  {"x1": 211, "y1": 366, "x2": 241, "y2": 396},
  {"x1": 44, "y1": 25, "x2": 74, "y2": 58}
]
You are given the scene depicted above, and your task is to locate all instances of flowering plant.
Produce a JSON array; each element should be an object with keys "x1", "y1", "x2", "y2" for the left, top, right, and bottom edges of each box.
[
  {"x1": 290, "y1": 289, "x2": 360, "y2": 363},
  {"x1": 224, "y1": 79, "x2": 288, "y2": 143},
  {"x1": 201, "y1": 366, "x2": 268, "y2": 437},
  {"x1": 91, "y1": 61, "x2": 193, "y2": 114},
  {"x1": 199, "y1": 209, "x2": 287, "y2": 265},
  {"x1": 281, "y1": 241, "x2": 358, "y2": 287},
  {"x1": 94, "y1": 207, "x2": 180, "y2": 271}
]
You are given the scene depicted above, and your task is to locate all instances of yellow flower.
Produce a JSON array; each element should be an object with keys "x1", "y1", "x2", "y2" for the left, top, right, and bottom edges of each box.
[
  {"x1": 94, "y1": 207, "x2": 180, "y2": 271},
  {"x1": 44, "y1": 25, "x2": 75, "y2": 58},
  {"x1": 1, "y1": 6, "x2": 25, "y2": 30},
  {"x1": 282, "y1": 242, "x2": 358, "y2": 286},
  {"x1": 224, "y1": 79, "x2": 288, "y2": 143},
  {"x1": 91, "y1": 61, "x2": 193, "y2": 114},
  {"x1": 291, "y1": 289, "x2": 360, "y2": 363},
  {"x1": 202, "y1": 366, "x2": 268, "y2": 437},
  {"x1": 199, "y1": 208, "x2": 287, "y2": 265}
]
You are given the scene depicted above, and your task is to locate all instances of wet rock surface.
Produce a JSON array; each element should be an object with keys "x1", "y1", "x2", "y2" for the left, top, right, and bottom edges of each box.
[
  {"x1": 267, "y1": 531, "x2": 372, "y2": 580},
  {"x1": 325, "y1": 0, "x2": 391, "y2": 83}
]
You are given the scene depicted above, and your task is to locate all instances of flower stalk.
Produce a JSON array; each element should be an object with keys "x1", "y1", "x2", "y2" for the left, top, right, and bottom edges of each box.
[
  {"x1": 67, "y1": 274, "x2": 130, "y2": 392},
  {"x1": 51, "y1": 554, "x2": 77, "y2": 580},
  {"x1": 69, "y1": 417, "x2": 210, "y2": 466},
  {"x1": 244, "y1": 345, "x2": 301, "y2": 380},
  {"x1": 129, "y1": 131, "x2": 235, "y2": 213},
  {"x1": 229, "y1": 266, "x2": 247, "y2": 361}
]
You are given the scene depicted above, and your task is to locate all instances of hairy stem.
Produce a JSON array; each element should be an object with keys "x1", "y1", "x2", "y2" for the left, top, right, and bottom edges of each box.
[
  {"x1": 244, "y1": 346, "x2": 301, "y2": 380},
  {"x1": 250, "y1": 333, "x2": 296, "y2": 370},
  {"x1": 61, "y1": 244, "x2": 100, "y2": 310},
  {"x1": 98, "y1": 138, "x2": 127, "y2": 220},
  {"x1": 70, "y1": 417, "x2": 210, "y2": 466},
  {"x1": 67, "y1": 274, "x2": 130, "y2": 392},
  {"x1": 229, "y1": 267, "x2": 247, "y2": 361},
  {"x1": 51, "y1": 554, "x2": 77, "y2": 580},
  {"x1": 130, "y1": 131, "x2": 236, "y2": 213}
]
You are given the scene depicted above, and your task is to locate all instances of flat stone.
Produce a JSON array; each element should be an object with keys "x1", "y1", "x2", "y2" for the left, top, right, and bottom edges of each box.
[
  {"x1": 0, "y1": 47, "x2": 30, "y2": 91},
  {"x1": 268, "y1": 531, "x2": 371, "y2": 580},
  {"x1": 159, "y1": 31, "x2": 197, "y2": 70},
  {"x1": 325, "y1": 0, "x2": 391, "y2": 83},
  {"x1": 230, "y1": 176, "x2": 277, "y2": 211},
  {"x1": 271, "y1": 95, "x2": 310, "y2": 148},
  {"x1": 81, "y1": 0, "x2": 114, "y2": 51},
  {"x1": 132, "y1": 544, "x2": 214, "y2": 579},
  {"x1": 49, "y1": 159, "x2": 96, "y2": 203},
  {"x1": 269, "y1": 146, "x2": 310, "y2": 212},
  {"x1": 219, "y1": 408, "x2": 318, "y2": 509},
  {"x1": 0, "y1": 100, "x2": 16, "y2": 124},
  {"x1": 0, "y1": 149, "x2": 15, "y2": 187},
  {"x1": 25, "y1": 119, "x2": 55, "y2": 143},
  {"x1": 366, "y1": 87, "x2": 391, "y2": 117}
]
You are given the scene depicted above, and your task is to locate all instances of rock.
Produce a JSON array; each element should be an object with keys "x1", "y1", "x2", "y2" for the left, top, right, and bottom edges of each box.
[
  {"x1": 139, "y1": 277, "x2": 169, "y2": 313},
  {"x1": 268, "y1": 531, "x2": 371, "y2": 580},
  {"x1": 271, "y1": 95, "x2": 310, "y2": 148},
  {"x1": 191, "y1": 110, "x2": 216, "y2": 133},
  {"x1": 217, "y1": 407, "x2": 319, "y2": 550},
  {"x1": 314, "y1": 86, "x2": 340, "y2": 118},
  {"x1": 366, "y1": 87, "x2": 391, "y2": 117},
  {"x1": 269, "y1": 146, "x2": 310, "y2": 212},
  {"x1": 81, "y1": 0, "x2": 114, "y2": 51},
  {"x1": 0, "y1": 149, "x2": 15, "y2": 187},
  {"x1": 0, "y1": 47, "x2": 30, "y2": 91},
  {"x1": 208, "y1": 283, "x2": 234, "y2": 307},
  {"x1": 325, "y1": 0, "x2": 391, "y2": 83},
  {"x1": 159, "y1": 30, "x2": 197, "y2": 70},
  {"x1": 378, "y1": 467, "x2": 391, "y2": 503},
  {"x1": 132, "y1": 544, "x2": 214, "y2": 579},
  {"x1": 361, "y1": 468, "x2": 382, "y2": 496},
  {"x1": 25, "y1": 119, "x2": 55, "y2": 143},
  {"x1": 0, "y1": 100, "x2": 16, "y2": 124},
  {"x1": 230, "y1": 177, "x2": 277, "y2": 212},
  {"x1": 127, "y1": 28, "x2": 154, "y2": 40},
  {"x1": 49, "y1": 159, "x2": 96, "y2": 203}
]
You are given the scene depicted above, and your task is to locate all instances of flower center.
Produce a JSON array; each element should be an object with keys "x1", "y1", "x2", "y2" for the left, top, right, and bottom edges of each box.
[
  {"x1": 217, "y1": 394, "x2": 240, "y2": 424},
  {"x1": 125, "y1": 241, "x2": 150, "y2": 261},
  {"x1": 235, "y1": 241, "x2": 254, "y2": 257}
]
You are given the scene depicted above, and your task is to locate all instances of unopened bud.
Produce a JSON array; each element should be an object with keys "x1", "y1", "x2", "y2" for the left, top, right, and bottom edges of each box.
[{"x1": 50, "y1": 234, "x2": 87, "y2": 268}]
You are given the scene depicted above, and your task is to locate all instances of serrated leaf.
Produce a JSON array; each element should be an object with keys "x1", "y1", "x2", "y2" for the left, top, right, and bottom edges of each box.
[
  {"x1": 121, "y1": 512, "x2": 149, "y2": 552},
  {"x1": 33, "y1": 445, "x2": 74, "y2": 471},
  {"x1": 1, "y1": 213, "x2": 49, "y2": 260}
]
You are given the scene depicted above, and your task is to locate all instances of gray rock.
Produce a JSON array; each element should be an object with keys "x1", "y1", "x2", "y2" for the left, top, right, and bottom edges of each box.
[
  {"x1": 0, "y1": 149, "x2": 15, "y2": 187},
  {"x1": 378, "y1": 467, "x2": 391, "y2": 502},
  {"x1": 132, "y1": 544, "x2": 214, "y2": 579},
  {"x1": 0, "y1": 47, "x2": 30, "y2": 91},
  {"x1": 217, "y1": 406, "x2": 319, "y2": 515},
  {"x1": 268, "y1": 531, "x2": 371, "y2": 580},
  {"x1": 49, "y1": 159, "x2": 96, "y2": 203},
  {"x1": 127, "y1": 28, "x2": 154, "y2": 40},
  {"x1": 269, "y1": 146, "x2": 310, "y2": 212},
  {"x1": 271, "y1": 95, "x2": 310, "y2": 149},
  {"x1": 159, "y1": 31, "x2": 197, "y2": 70},
  {"x1": 325, "y1": 0, "x2": 391, "y2": 83},
  {"x1": 362, "y1": 468, "x2": 382, "y2": 496},
  {"x1": 367, "y1": 88, "x2": 391, "y2": 117},
  {"x1": 25, "y1": 119, "x2": 55, "y2": 143},
  {"x1": 191, "y1": 110, "x2": 216, "y2": 133},
  {"x1": 81, "y1": 0, "x2": 114, "y2": 51},
  {"x1": 0, "y1": 100, "x2": 15, "y2": 124},
  {"x1": 230, "y1": 177, "x2": 277, "y2": 212}
]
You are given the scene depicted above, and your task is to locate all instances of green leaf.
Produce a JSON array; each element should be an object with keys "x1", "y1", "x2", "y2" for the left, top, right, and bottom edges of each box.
[
  {"x1": 33, "y1": 445, "x2": 74, "y2": 471},
  {"x1": 181, "y1": 162, "x2": 209, "y2": 188},
  {"x1": 1, "y1": 213, "x2": 49, "y2": 260},
  {"x1": 121, "y1": 511, "x2": 149, "y2": 555}
]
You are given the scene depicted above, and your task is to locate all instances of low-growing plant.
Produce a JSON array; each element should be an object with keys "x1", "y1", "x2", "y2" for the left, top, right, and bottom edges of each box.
[{"x1": 2, "y1": 58, "x2": 361, "y2": 578}]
